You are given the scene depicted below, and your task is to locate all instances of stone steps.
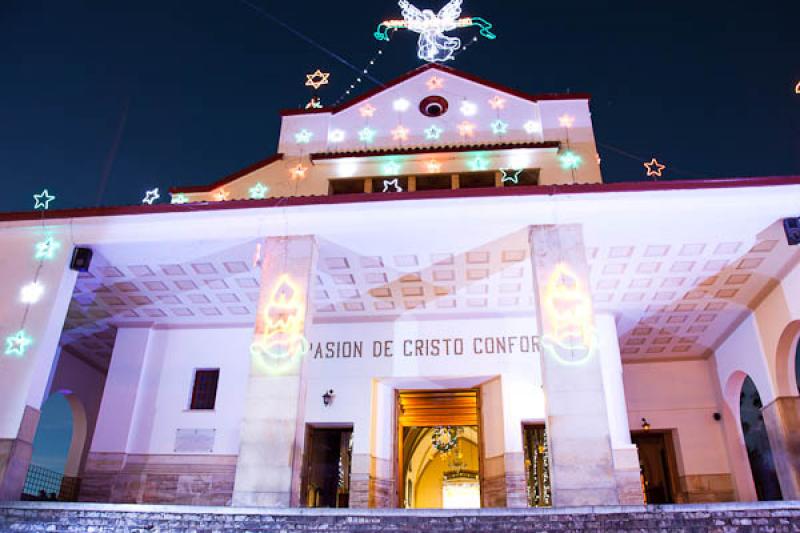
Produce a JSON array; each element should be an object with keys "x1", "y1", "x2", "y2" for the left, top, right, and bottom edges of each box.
[{"x1": 0, "y1": 501, "x2": 798, "y2": 532}]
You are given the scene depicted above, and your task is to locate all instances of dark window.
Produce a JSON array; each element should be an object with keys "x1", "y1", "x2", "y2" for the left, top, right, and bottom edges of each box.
[
  {"x1": 416, "y1": 174, "x2": 452, "y2": 191},
  {"x1": 459, "y1": 171, "x2": 496, "y2": 189},
  {"x1": 329, "y1": 179, "x2": 365, "y2": 196},
  {"x1": 190, "y1": 369, "x2": 220, "y2": 410},
  {"x1": 371, "y1": 177, "x2": 408, "y2": 193}
]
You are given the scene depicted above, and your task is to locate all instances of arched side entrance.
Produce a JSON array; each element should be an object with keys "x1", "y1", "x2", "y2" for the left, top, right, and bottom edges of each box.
[{"x1": 739, "y1": 377, "x2": 782, "y2": 501}]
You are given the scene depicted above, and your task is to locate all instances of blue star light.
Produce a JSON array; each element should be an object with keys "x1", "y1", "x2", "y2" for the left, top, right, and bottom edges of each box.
[
  {"x1": 559, "y1": 151, "x2": 583, "y2": 170},
  {"x1": 424, "y1": 124, "x2": 444, "y2": 141},
  {"x1": 5, "y1": 330, "x2": 32, "y2": 357},
  {"x1": 34, "y1": 237, "x2": 61, "y2": 261},
  {"x1": 469, "y1": 156, "x2": 490, "y2": 171},
  {"x1": 359, "y1": 127, "x2": 377, "y2": 144},
  {"x1": 171, "y1": 193, "x2": 189, "y2": 205},
  {"x1": 249, "y1": 183, "x2": 270, "y2": 200},
  {"x1": 383, "y1": 161, "x2": 402, "y2": 175},
  {"x1": 294, "y1": 129, "x2": 314, "y2": 144},
  {"x1": 491, "y1": 119, "x2": 509, "y2": 135},
  {"x1": 33, "y1": 189, "x2": 55, "y2": 210}
]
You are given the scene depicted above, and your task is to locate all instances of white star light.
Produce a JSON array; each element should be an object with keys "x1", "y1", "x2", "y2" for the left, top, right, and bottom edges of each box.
[
  {"x1": 295, "y1": 129, "x2": 314, "y2": 144},
  {"x1": 215, "y1": 190, "x2": 230, "y2": 201},
  {"x1": 524, "y1": 120, "x2": 543, "y2": 135},
  {"x1": 249, "y1": 183, "x2": 270, "y2": 199},
  {"x1": 20, "y1": 282, "x2": 44, "y2": 304},
  {"x1": 425, "y1": 124, "x2": 444, "y2": 141},
  {"x1": 171, "y1": 193, "x2": 189, "y2": 205},
  {"x1": 382, "y1": 179, "x2": 403, "y2": 193},
  {"x1": 328, "y1": 129, "x2": 346, "y2": 143},
  {"x1": 33, "y1": 189, "x2": 55, "y2": 210},
  {"x1": 501, "y1": 169, "x2": 523, "y2": 184},
  {"x1": 460, "y1": 101, "x2": 478, "y2": 117},
  {"x1": 393, "y1": 98, "x2": 411, "y2": 112},
  {"x1": 142, "y1": 188, "x2": 160, "y2": 205},
  {"x1": 34, "y1": 237, "x2": 61, "y2": 261}
]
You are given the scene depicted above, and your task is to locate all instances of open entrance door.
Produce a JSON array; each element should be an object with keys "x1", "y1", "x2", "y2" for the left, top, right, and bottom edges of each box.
[
  {"x1": 632, "y1": 431, "x2": 680, "y2": 504},
  {"x1": 397, "y1": 390, "x2": 482, "y2": 509},
  {"x1": 301, "y1": 426, "x2": 353, "y2": 508}
]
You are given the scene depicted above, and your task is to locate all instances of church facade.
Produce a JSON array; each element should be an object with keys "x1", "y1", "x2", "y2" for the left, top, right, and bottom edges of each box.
[{"x1": 0, "y1": 64, "x2": 798, "y2": 510}]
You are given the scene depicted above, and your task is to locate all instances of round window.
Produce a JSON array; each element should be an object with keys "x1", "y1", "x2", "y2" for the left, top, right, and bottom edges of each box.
[{"x1": 419, "y1": 95, "x2": 449, "y2": 118}]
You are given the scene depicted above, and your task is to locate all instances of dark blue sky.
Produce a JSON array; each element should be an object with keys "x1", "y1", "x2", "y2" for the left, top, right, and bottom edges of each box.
[{"x1": 1, "y1": 1, "x2": 798, "y2": 212}]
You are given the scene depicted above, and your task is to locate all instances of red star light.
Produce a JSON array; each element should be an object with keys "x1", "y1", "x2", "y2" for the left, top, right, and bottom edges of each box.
[
  {"x1": 359, "y1": 104, "x2": 377, "y2": 118},
  {"x1": 558, "y1": 114, "x2": 576, "y2": 128},
  {"x1": 290, "y1": 163, "x2": 308, "y2": 180},
  {"x1": 305, "y1": 70, "x2": 330, "y2": 90},
  {"x1": 427, "y1": 76, "x2": 445, "y2": 90},
  {"x1": 488, "y1": 95, "x2": 506, "y2": 110},
  {"x1": 391, "y1": 125, "x2": 410, "y2": 141},
  {"x1": 644, "y1": 158, "x2": 666, "y2": 178},
  {"x1": 457, "y1": 121, "x2": 476, "y2": 138}
]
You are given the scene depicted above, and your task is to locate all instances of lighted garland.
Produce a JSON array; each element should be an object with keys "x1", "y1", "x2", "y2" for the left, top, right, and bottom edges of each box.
[{"x1": 431, "y1": 426, "x2": 459, "y2": 454}]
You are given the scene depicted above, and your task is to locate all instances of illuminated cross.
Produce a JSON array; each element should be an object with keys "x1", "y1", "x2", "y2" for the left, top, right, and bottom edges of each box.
[{"x1": 375, "y1": 0, "x2": 496, "y2": 63}]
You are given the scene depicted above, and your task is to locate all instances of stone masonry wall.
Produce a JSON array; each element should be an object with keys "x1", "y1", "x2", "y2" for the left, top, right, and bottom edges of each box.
[{"x1": 0, "y1": 501, "x2": 798, "y2": 533}]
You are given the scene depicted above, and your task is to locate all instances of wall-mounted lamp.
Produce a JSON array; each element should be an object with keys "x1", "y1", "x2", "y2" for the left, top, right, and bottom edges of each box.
[
  {"x1": 713, "y1": 412, "x2": 722, "y2": 422},
  {"x1": 322, "y1": 390, "x2": 335, "y2": 407},
  {"x1": 641, "y1": 418, "x2": 651, "y2": 432}
]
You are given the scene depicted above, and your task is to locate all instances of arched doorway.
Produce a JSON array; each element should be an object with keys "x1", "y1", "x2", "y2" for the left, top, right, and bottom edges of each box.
[
  {"x1": 22, "y1": 392, "x2": 85, "y2": 501},
  {"x1": 795, "y1": 338, "x2": 800, "y2": 393},
  {"x1": 739, "y1": 376, "x2": 782, "y2": 501}
]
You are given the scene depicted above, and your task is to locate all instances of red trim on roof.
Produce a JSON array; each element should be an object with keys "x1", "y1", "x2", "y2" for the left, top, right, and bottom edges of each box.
[
  {"x1": 169, "y1": 154, "x2": 284, "y2": 194},
  {"x1": 280, "y1": 64, "x2": 591, "y2": 117},
  {"x1": 310, "y1": 141, "x2": 561, "y2": 161},
  {"x1": 3, "y1": 176, "x2": 799, "y2": 224}
]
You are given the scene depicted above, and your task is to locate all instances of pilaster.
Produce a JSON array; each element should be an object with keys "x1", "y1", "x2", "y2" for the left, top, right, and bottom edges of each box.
[{"x1": 761, "y1": 396, "x2": 800, "y2": 500}]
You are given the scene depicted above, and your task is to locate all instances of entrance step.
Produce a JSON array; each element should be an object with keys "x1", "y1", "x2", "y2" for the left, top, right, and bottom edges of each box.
[{"x1": 1, "y1": 501, "x2": 798, "y2": 532}]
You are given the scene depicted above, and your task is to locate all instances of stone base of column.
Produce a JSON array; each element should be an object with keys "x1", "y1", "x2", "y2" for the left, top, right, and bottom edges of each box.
[
  {"x1": 612, "y1": 446, "x2": 645, "y2": 505},
  {"x1": 483, "y1": 454, "x2": 527, "y2": 508},
  {"x1": 0, "y1": 406, "x2": 39, "y2": 501},
  {"x1": 677, "y1": 474, "x2": 735, "y2": 503},
  {"x1": 350, "y1": 455, "x2": 393, "y2": 509},
  {"x1": 762, "y1": 396, "x2": 800, "y2": 500}
]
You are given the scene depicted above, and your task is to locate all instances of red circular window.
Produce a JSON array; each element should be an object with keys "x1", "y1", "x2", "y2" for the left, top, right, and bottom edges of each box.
[{"x1": 419, "y1": 96, "x2": 449, "y2": 117}]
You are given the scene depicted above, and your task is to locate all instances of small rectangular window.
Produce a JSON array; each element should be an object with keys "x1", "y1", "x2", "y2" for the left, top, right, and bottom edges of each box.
[
  {"x1": 329, "y1": 179, "x2": 366, "y2": 195},
  {"x1": 459, "y1": 171, "x2": 496, "y2": 189},
  {"x1": 190, "y1": 369, "x2": 220, "y2": 410},
  {"x1": 416, "y1": 174, "x2": 452, "y2": 191}
]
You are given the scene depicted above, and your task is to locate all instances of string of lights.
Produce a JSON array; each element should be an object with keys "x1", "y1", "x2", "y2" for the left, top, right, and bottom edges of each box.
[{"x1": 332, "y1": 44, "x2": 390, "y2": 107}]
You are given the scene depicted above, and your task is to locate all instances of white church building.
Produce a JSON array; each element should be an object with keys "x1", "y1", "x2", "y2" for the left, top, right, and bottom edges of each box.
[{"x1": 0, "y1": 64, "x2": 798, "y2": 510}]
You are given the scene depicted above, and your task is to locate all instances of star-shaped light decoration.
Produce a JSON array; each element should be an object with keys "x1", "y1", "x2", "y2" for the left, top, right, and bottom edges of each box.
[
  {"x1": 491, "y1": 119, "x2": 509, "y2": 135},
  {"x1": 460, "y1": 101, "x2": 478, "y2": 117},
  {"x1": 558, "y1": 114, "x2": 576, "y2": 128},
  {"x1": 469, "y1": 156, "x2": 489, "y2": 171},
  {"x1": 501, "y1": 169, "x2": 523, "y2": 184},
  {"x1": 34, "y1": 237, "x2": 61, "y2": 261},
  {"x1": 358, "y1": 127, "x2": 377, "y2": 143},
  {"x1": 171, "y1": 193, "x2": 189, "y2": 205},
  {"x1": 249, "y1": 182, "x2": 270, "y2": 199},
  {"x1": 328, "y1": 129, "x2": 346, "y2": 143},
  {"x1": 33, "y1": 189, "x2": 55, "y2": 210},
  {"x1": 305, "y1": 69, "x2": 330, "y2": 90},
  {"x1": 305, "y1": 96, "x2": 323, "y2": 110},
  {"x1": 559, "y1": 151, "x2": 582, "y2": 170},
  {"x1": 523, "y1": 120, "x2": 542, "y2": 135},
  {"x1": 426, "y1": 160, "x2": 442, "y2": 173},
  {"x1": 644, "y1": 158, "x2": 666, "y2": 178},
  {"x1": 427, "y1": 76, "x2": 445, "y2": 90},
  {"x1": 457, "y1": 121, "x2": 477, "y2": 138},
  {"x1": 382, "y1": 179, "x2": 403, "y2": 193},
  {"x1": 142, "y1": 188, "x2": 160, "y2": 205},
  {"x1": 393, "y1": 98, "x2": 411, "y2": 112},
  {"x1": 391, "y1": 125, "x2": 410, "y2": 142},
  {"x1": 794, "y1": 81, "x2": 799, "y2": 94},
  {"x1": 290, "y1": 164, "x2": 308, "y2": 181},
  {"x1": 425, "y1": 124, "x2": 444, "y2": 141},
  {"x1": 215, "y1": 189, "x2": 230, "y2": 201},
  {"x1": 359, "y1": 104, "x2": 377, "y2": 118},
  {"x1": 383, "y1": 161, "x2": 402, "y2": 176},
  {"x1": 488, "y1": 95, "x2": 506, "y2": 110},
  {"x1": 20, "y1": 282, "x2": 44, "y2": 304},
  {"x1": 5, "y1": 330, "x2": 32, "y2": 357},
  {"x1": 294, "y1": 129, "x2": 314, "y2": 144}
]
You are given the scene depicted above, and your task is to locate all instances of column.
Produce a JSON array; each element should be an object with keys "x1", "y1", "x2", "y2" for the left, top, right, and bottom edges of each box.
[
  {"x1": 762, "y1": 396, "x2": 800, "y2": 500},
  {"x1": 232, "y1": 236, "x2": 317, "y2": 507},
  {"x1": 350, "y1": 381, "x2": 393, "y2": 508},
  {"x1": 529, "y1": 224, "x2": 640, "y2": 506},
  {"x1": 79, "y1": 327, "x2": 152, "y2": 502},
  {"x1": 0, "y1": 232, "x2": 77, "y2": 501}
]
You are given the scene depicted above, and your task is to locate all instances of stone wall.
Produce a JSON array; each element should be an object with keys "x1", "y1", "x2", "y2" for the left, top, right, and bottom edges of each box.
[
  {"x1": 79, "y1": 453, "x2": 236, "y2": 506},
  {"x1": 0, "y1": 501, "x2": 798, "y2": 532}
]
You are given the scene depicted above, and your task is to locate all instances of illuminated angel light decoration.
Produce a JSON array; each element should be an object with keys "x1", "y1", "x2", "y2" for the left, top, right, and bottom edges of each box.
[
  {"x1": 33, "y1": 189, "x2": 55, "y2": 210},
  {"x1": 142, "y1": 188, "x2": 160, "y2": 205},
  {"x1": 249, "y1": 182, "x2": 270, "y2": 200},
  {"x1": 541, "y1": 263, "x2": 596, "y2": 365},
  {"x1": 250, "y1": 274, "x2": 310, "y2": 375},
  {"x1": 425, "y1": 124, "x2": 444, "y2": 140},
  {"x1": 383, "y1": 179, "x2": 404, "y2": 192},
  {"x1": 644, "y1": 158, "x2": 666, "y2": 178},
  {"x1": 5, "y1": 330, "x2": 32, "y2": 357},
  {"x1": 34, "y1": 237, "x2": 61, "y2": 261},
  {"x1": 374, "y1": 0, "x2": 496, "y2": 63}
]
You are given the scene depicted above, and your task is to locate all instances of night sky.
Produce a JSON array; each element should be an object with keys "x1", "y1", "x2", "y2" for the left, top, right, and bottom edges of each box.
[{"x1": 1, "y1": 0, "x2": 798, "y2": 213}]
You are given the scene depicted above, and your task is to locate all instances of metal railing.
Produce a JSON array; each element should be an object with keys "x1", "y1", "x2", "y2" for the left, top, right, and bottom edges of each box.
[{"x1": 21, "y1": 464, "x2": 79, "y2": 502}]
